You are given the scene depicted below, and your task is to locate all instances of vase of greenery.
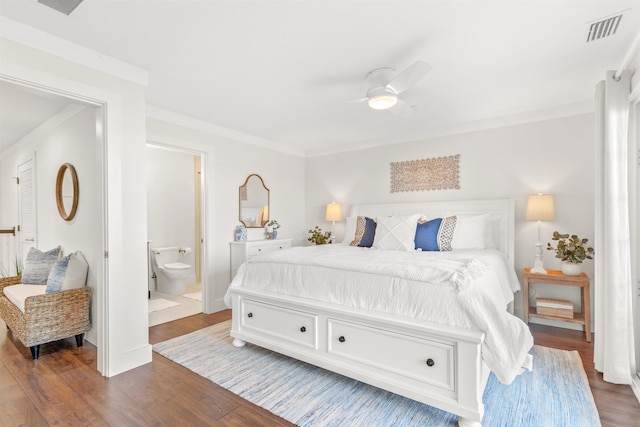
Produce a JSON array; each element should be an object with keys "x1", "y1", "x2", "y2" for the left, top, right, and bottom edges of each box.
[
  {"x1": 307, "y1": 225, "x2": 331, "y2": 245},
  {"x1": 266, "y1": 220, "x2": 280, "y2": 239},
  {"x1": 546, "y1": 231, "x2": 594, "y2": 276}
]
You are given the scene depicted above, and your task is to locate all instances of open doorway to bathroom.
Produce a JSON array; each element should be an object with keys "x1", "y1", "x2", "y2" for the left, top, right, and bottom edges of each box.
[{"x1": 146, "y1": 144, "x2": 203, "y2": 326}]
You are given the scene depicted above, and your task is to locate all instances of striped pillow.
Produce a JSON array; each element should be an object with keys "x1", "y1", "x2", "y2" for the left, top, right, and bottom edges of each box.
[
  {"x1": 350, "y1": 216, "x2": 366, "y2": 246},
  {"x1": 45, "y1": 251, "x2": 89, "y2": 293},
  {"x1": 21, "y1": 246, "x2": 62, "y2": 285}
]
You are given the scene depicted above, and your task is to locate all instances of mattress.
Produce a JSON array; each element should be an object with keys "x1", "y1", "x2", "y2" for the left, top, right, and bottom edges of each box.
[{"x1": 224, "y1": 244, "x2": 533, "y2": 384}]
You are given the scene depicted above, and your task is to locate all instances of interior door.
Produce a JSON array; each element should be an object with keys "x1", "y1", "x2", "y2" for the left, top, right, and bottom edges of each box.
[{"x1": 17, "y1": 158, "x2": 36, "y2": 261}]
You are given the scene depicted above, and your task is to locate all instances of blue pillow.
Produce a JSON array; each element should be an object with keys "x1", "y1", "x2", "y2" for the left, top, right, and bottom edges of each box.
[
  {"x1": 45, "y1": 255, "x2": 70, "y2": 293},
  {"x1": 415, "y1": 218, "x2": 443, "y2": 251},
  {"x1": 358, "y1": 217, "x2": 377, "y2": 248}
]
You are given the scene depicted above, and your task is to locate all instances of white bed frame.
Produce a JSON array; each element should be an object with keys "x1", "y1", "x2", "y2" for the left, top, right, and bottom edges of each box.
[{"x1": 228, "y1": 198, "x2": 515, "y2": 427}]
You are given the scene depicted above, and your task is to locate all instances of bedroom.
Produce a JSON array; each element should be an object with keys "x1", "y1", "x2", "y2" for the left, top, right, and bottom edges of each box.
[{"x1": 0, "y1": 0, "x2": 638, "y2": 425}]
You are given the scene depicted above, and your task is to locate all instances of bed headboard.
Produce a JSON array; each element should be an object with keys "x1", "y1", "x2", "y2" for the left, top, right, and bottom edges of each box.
[{"x1": 349, "y1": 199, "x2": 516, "y2": 264}]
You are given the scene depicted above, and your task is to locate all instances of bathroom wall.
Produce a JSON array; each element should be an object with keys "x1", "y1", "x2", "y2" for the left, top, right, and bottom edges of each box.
[{"x1": 146, "y1": 145, "x2": 196, "y2": 290}]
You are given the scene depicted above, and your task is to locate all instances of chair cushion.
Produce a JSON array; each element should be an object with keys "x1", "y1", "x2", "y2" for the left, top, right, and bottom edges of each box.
[
  {"x1": 21, "y1": 246, "x2": 62, "y2": 285},
  {"x1": 46, "y1": 251, "x2": 89, "y2": 293},
  {"x1": 3, "y1": 284, "x2": 47, "y2": 313}
]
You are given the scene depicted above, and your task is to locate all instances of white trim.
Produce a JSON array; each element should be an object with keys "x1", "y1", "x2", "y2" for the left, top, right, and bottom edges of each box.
[
  {"x1": 615, "y1": 28, "x2": 640, "y2": 80},
  {"x1": 146, "y1": 105, "x2": 305, "y2": 158},
  {"x1": 632, "y1": 374, "x2": 640, "y2": 404},
  {"x1": 0, "y1": 16, "x2": 148, "y2": 86}
]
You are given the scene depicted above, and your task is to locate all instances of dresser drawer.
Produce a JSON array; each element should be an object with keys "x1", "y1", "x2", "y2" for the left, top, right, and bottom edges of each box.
[
  {"x1": 246, "y1": 240, "x2": 291, "y2": 257},
  {"x1": 240, "y1": 298, "x2": 317, "y2": 349},
  {"x1": 327, "y1": 319, "x2": 455, "y2": 391}
]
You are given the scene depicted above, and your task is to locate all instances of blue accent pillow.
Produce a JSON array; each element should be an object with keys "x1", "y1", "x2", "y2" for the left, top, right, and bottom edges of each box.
[
  {"x1": 21, "y1": 246, "x2": 62, "y2": 284},
  {"x1": 45, "y1": 255, "x2": 70, "y2": 293},
  {"x1": 415, "y1": 218, "x2": 443, "y2": 251},
  {"x1": 358, "y1": 217, "x2": 377, "y2": 248}
]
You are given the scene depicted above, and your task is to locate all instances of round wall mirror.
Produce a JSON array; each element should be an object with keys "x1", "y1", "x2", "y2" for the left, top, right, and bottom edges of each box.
[
  {"x1": 239, "y1": 174, "x2": 269, "y2": 228},
  {"x1": 55, "y1": 163, "x2": 79, "y2": 221}
]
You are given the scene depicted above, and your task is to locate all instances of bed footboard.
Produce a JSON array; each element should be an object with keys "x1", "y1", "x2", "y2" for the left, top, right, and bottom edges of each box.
[{"x1": 228, "y1": 288, "x2": 490, "y2": 426}]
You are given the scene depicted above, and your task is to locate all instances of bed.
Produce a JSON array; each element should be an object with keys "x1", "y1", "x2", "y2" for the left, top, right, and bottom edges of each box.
[{"x1": 224, "y1": 199, "x2": 533, "y2": 427}]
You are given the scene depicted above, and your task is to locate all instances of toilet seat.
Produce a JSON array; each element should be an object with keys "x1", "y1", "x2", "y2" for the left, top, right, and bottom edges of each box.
[{"x1": 164, "y1": 262, "x2": 190, "y2": 270}]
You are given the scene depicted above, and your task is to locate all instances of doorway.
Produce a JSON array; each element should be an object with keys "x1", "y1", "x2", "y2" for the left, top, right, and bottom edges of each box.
[{"x1": 146, "y1": 144, "x2": 204, "y2": 326}]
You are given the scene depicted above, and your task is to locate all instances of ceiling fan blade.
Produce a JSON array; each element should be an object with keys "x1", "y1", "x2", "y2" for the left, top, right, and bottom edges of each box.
[
  {"x1": 348, "y1": 97, "x2": 369, "y2": 104},
  {"x1": 387, "y1": 99, "x2": 414, "y2": 117},
  {"x1": 386, "y1": 61, "x2": 432, "y2": 94}
]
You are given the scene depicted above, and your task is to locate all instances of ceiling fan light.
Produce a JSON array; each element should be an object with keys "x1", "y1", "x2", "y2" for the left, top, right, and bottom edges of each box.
[{"x1": 368, "y1": 94, "x2": 397, "y2": 110}]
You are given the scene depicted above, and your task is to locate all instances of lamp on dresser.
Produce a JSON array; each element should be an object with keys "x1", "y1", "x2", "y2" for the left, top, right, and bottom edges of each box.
[
  {"x1": 525, "y1": 193, "x2": 555, "y2": 274},
  {"x1": 325, "y1": 202, "x2": 342, "y2": 243}
]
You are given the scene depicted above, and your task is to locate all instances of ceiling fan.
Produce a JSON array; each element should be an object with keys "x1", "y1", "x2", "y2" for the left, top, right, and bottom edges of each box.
[{"x1": 361, "y1": 61, "x2": 432, "y2": 117}]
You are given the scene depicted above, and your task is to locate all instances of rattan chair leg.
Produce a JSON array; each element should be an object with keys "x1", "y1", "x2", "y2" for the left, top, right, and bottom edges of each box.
[
  {"x1": 75, "y1": 334, "x2": 84, "y2": 347},
  {"x1": 30, "y1": 345, "x2": 40, "y2": 360}
]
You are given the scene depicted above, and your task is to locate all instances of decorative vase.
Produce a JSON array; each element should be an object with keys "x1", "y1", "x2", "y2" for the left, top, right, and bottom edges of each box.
[
  {"x1": 561, "y1": 261, "x2": 582, "y2": 276},
  {"x1": 272, "y1": 230, "x2": 278, "y2": 239}
]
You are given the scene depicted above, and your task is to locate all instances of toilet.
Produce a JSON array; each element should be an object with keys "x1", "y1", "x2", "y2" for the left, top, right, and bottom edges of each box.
[{"x1": 150, "y1": 247, "x2": 195, "y2": 295}]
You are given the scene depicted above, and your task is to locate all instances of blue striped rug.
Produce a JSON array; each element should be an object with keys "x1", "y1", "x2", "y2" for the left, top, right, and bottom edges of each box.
[{"x1": 153, "y1": 320, "x2": 600, "y2": 427}]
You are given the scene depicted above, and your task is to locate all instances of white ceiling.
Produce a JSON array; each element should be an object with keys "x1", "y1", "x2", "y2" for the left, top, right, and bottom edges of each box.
[{"x1": 0, "y1": 1, "x2": 638, "y2": 156}]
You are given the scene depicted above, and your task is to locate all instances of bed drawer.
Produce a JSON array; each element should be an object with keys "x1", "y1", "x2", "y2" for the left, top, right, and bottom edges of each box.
[
  {"x1": 240, "y1": 299, "x2": 317, "y2": 349},
  {"x1": 327, "y1": 319, "x2": 455, "y2": 391}
]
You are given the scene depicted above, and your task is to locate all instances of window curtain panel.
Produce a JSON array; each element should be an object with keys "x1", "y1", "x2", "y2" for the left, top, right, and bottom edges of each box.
[{"x1": 594, "y1": 70, "x2": 636, "y2": 384}]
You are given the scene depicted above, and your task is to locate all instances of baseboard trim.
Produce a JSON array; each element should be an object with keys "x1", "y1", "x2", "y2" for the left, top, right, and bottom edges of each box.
[{"x1": 631, "y1": 374, "x2": 640, "y2": 404}]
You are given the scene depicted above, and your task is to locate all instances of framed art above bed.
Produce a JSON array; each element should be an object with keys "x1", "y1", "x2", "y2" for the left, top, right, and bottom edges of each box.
[{"x1": 225, "y1": 198, "x2": 531, "y2": 427}]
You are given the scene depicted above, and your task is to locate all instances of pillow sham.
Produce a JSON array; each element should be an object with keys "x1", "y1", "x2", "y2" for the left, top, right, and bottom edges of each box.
[
  {"x1": 373, "y1": 215, "x2": 420, "y2": 251},
  {"x1": 358, "y1": 217, "x2": 377, "y2": 248},
  {"x1": 343, "y1": 216, "x2": 358, "y2": 244},
  {"x1": 21, "y1": 246, "x2": 62, "y2": 285},
  {"x1": 45, "y1": 251, "x2": 89, "y2": 293},
  {"x1": 451, "y1": 214, "x2": 487, "y2": 249}
]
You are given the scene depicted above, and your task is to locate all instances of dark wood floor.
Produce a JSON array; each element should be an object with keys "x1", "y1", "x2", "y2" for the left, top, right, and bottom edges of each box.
[{"x1": 1, "y1": 310, "x2": 638, "y2": 426}]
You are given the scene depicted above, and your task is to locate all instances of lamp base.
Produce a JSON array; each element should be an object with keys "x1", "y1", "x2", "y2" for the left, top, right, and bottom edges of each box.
[{"x1": 531, "y1": 243, "x2": 547, "y2": 274}]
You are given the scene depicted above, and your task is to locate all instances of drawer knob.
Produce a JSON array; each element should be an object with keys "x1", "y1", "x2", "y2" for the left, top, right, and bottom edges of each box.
[
  {"x1": 300, "y1": 326, "x2": 306, "y2": 333},
  {"x1": 247, "y1": 312, "x2": 253, "y2": 318},
  {"x1": 426, "y1": 358, "x2": 435, "y2": 367},
  {"x1": 338, "y1": 336, "x2": 346, "y2": 343},
  {"x1": 258, "y1": 248, "x2": 262, "y2": 251}
]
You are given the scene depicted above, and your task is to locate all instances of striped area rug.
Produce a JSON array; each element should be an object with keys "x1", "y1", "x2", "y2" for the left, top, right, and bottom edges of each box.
[{"x1": 153, "y1": 321, "x2": 600, "y2": 427}]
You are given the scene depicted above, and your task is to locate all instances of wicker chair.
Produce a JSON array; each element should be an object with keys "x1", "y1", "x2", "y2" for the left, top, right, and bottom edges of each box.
[{"x1": 0, "y1": 276, "x2": 91, "y2": 359}]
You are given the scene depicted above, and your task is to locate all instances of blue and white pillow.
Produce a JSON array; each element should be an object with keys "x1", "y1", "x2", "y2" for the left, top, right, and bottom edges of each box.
[
  {"x1": 21, "y1": 246, "x2": 62, "y2": 285},
  {"x1": 415, "y1": 216, "x2": 457, "y2": 251},
  {"x1": 46, "y1": 251, "x2": 89, "y2": 293},
  {"x1": 358, "y1": 217, "x2": 377, "y2": 248}
]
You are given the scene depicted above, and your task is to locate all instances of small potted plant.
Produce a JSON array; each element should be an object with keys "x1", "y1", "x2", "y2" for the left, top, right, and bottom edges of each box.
[
  {"x1": 266, "y1": 220, "x2": 280, "y2": 239},
  {"x1": 546, "y1": 231, "x2": 594, "y2": 276},
  {"x1": 307, "y1": 225, "x2": 331, "y2": 245}
]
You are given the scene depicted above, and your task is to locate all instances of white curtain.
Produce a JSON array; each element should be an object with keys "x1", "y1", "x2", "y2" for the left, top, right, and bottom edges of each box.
[{"x1": 594, "y1": 70, "x2": 636, "y2": 384}]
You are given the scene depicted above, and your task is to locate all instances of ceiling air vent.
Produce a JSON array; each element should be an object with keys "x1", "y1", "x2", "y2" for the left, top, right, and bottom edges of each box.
[
  {"x1": 38, "y1": 0, "x2": 84, "y2": 15},
  {"x1": 586, "y1": 12, "x2": 623, "y2": 42}
]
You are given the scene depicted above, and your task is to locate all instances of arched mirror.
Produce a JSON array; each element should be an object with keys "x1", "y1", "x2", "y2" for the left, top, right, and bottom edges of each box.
[
  {"x1": 55, "y1": 163, "x2": 79, "y2": 221},
  {"x1": 239, "y1": 174, "x2": 269, "y2": 228}
]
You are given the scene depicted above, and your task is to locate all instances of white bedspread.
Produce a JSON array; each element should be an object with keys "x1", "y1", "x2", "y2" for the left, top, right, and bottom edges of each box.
[{"x1": 224, "y1": 245, "x2": 533, "y2": 384}]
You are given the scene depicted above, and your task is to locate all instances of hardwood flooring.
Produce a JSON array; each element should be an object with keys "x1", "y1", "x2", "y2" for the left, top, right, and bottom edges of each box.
[{"x1": 1, "y1": 310, "x2": 638, "y2": 426}]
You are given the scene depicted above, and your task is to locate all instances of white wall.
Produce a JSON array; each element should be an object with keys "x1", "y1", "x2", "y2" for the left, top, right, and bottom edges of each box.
[
  {"x1": 147, "y1": 116, "x2": 306, "y2": 312},
  {"x1": 0, "y1": 105, "x2": 100, "y2": 341},
  {"x1": 146, "y1": 146, "x2": 196, "y2": 290},
  {"x1": 305, "y1": 113, "x2": 596, "y2": 327}
]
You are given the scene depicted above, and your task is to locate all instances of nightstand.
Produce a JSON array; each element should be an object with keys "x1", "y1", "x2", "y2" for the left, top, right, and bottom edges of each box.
[
  {"x1": 522, "y1": 268, "x2": 591, "y2": 342},
  {"x1": 229, "y1": 239, "x2": 292, "y2": 279}
]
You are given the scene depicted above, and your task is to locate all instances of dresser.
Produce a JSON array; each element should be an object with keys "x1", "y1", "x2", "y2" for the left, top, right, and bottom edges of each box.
[{"x1": 229, "y1": 239, "x2": 292, "y2": 279}]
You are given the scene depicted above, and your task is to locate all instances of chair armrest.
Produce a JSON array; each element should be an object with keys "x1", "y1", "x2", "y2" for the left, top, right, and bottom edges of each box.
[{"x1": 0, "y1": 276, "x2": 22, "y2": 295}]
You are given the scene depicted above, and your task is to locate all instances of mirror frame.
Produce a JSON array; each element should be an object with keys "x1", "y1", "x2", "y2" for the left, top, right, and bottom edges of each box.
[
  {"x1": 55, "y1": 163, "x2": 79, "y2": 221},
  {"x1": 239, "y1": 174, "x2": 270, "y2": 228}
]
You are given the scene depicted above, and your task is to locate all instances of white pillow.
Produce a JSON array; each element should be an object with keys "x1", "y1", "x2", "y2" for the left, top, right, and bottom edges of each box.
[
  {"x1": 451, "y1": 215, "x2": 487, "y2": 249},
  {"x1": 342, "y1": 216, "x2": 358, "y2": 244},
  {"x1": 45, "y1": 251, "x2": 89, "y2": 292},
  {"x1": 373, "y1": 215, "x2": 420, "y2": 251}
]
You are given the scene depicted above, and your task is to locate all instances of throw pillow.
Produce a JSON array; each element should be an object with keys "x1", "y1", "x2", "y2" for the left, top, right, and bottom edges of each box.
[
  {"x1": 46, "y1": 251, "x2": 89, "y2": 293},
  {"x1": 350, "y1": 216, "x2": 366, "y2": 246},
  {"x1": 372, "y1": 215, "x2": 420, "y2": 251},
  {"x1": 21, "y1": 246, "x2": 62, "y2": 285},
  {"x1": 414, "y1": 216, "x2": 457, "y2": 251},
  {"x1": 358, "y1": 217, "x2": 377, "y2": 248}
]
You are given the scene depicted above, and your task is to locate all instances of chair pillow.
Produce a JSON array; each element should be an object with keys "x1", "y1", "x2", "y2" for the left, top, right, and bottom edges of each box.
[
  {"x1": 46, "y1": 251, "x2": 89, "y2": 293},
  {"x1": 3, "y1": 284, "x2": 47, "y2": 313},
  {"x1": 21, "y1": 246, "x2": 62, "y2": 285}
]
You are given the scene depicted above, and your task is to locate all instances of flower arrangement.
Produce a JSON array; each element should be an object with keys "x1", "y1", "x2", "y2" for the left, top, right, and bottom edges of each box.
[
  {"x1": 267, "y1": 220, "x2": 280, "y2": 230},
  {"x1": 307, "y1": 225, "x2": 331, "y2": 245},
  {"x1": 546, "y1": 231, "x2": 594, "y2": 264}
]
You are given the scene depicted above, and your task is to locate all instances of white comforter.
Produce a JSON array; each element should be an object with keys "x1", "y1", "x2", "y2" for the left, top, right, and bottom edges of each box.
[{"x1": 224, "y1": 244, "x2": 533, "y2": 384}]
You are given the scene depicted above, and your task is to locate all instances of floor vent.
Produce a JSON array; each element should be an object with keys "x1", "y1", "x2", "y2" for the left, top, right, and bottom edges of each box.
[
  {"x1": 38, "y1": 0, "x2": 84, "y2": 15},
  {"x1": 586, "y1": 13, "x2": 623, "y2": 42}
]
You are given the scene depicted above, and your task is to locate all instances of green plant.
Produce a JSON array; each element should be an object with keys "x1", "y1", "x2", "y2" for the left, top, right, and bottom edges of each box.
[
  {"x1": 267, "y1": 220, "x2": 280, "y2": 230},
  {"x1": 546, "y1": 232, "x2": 594, "y2": 264},
  {"x1": 307, "y1": 225, "x2": 331, "y2": 245}
]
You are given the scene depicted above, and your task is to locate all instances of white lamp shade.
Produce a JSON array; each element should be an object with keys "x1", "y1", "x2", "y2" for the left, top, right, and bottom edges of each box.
[
  {"x1": 525, "y1": 194, "x2": 555, "y2": 221},
  {"x1": 325, "y1": 203, "x2": 342, "y2": 222}
]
